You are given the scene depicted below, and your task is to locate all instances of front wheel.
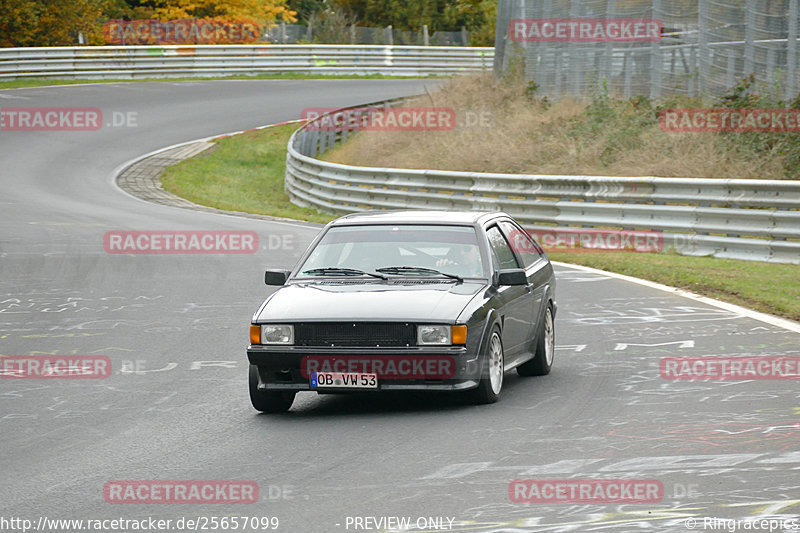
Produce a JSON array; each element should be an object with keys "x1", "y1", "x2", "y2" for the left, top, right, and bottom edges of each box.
[
  {"x1": 249, "y1": 365, "x2": 295, "y2": 413},
  {"x1": 517, "y1": 304, "x2": 555, "y2": 377},
  {"x1": 470, "y1": 326, "x2": 504, "y2": 404}
]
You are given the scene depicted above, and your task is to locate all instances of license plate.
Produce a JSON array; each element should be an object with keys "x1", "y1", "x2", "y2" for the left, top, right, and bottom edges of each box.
[{"x1": 310, "y1": 371, "x2": 378, "y2": 389}]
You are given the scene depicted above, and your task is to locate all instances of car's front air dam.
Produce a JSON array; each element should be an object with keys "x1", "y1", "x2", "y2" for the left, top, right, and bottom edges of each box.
[{"x1": 247, "y1": 346, "x2": 480, "y2": 390}]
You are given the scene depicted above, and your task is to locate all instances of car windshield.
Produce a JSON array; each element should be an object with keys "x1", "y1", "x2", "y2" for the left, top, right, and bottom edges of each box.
[{"x1": 298, "y1": 224, "x2": 487, "y2": 279}]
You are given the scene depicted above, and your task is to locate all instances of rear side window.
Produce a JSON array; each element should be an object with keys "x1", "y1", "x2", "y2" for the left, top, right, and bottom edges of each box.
[
  {"x1": 499, "y1": 221, "x2": 544, "y2": 268},
  {"x1": 486, "y1": 226, "x2": 520, "y2": 270}
]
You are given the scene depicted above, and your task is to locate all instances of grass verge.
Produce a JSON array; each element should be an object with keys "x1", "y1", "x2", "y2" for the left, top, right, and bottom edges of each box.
[
  {"x1": 0, "y1": 72, "x2": 434, "y2": 90},
  {"x1": 159, "y1": 121, "x2": 800, "y2": 323},
  {"x1": 160, "y1": 123, "x2": 334, "y2": 224}
]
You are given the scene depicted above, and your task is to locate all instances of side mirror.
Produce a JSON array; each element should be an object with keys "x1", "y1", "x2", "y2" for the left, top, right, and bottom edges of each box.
[
  {"x1": 496, "y1": 269, "x2": 528, "y2": 286},
  {"x1": 265, "y1": 269, "x2": 291, "y2": 286}
]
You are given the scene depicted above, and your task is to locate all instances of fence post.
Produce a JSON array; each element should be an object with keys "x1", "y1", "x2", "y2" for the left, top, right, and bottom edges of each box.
[
  {"x1": 541, "y1": 0, "x2": 553, "y2": 96},
  {"x1": 461, "y1": 26, "x2": 469, "y2": 46},
  {"x1": 386, "y1": 25, "x2": 393, "y2": 45},
  {"x1": 604, "y1": 0, "x2": 616, "y2": 89},
  {"x1": 788, "y1": 0, "x2": 798, "y2": 101},
  {"x1": 650, "y1": 0, "x2": 663, "y2": 98},
  {"x1": 766, "y1": 46, "x2": 776, "y2": 88},
  {"x1": 568, "y1": 0, "x2": 581, "y2": 97},
  {"x1": 624, "y1": 51, "x2": 632, "y2": 98},
  {"x1": 350, "y1": 24, "x2": 356, "y2": 44},
  {"x1": 423, "y1": 25, "x2": 429, "y2": 46},
  {"x1": 307, "y1": 22, "x2": 312, "y2": 42},
  {"x1": 698, "y1": 0, "x2": 710, "y2": 95},
  {"x1": 744, "y1": 0, "x2": 755, "y2": 76},
  {"x1": 281, "y1": 22, "x2": 287, "y2": 44},
  {"x1": 493, "y1": 0, "x2": 510, "y2": 76},
  {"x1": 726, "y1": 52, "x2": 736, "y2": 89},
  {"x1": 520, "y1": 0, "x2": 532, "y2": 83}
]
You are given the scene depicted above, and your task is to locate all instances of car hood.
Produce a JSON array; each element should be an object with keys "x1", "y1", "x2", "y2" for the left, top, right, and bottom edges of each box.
[{"x1": 256, "y1": 280, "x2": 486, "y2": 322}]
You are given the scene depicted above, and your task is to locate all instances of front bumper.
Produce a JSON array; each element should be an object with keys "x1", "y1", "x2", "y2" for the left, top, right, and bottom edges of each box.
[{"x1": 247, "y1": 345, "x2": 480, "y2": 392}]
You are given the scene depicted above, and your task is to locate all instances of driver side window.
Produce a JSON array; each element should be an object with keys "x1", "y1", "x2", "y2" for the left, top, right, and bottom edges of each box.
[{"x1": 486, "y1": 226, "x2": 520, "y2": 270}]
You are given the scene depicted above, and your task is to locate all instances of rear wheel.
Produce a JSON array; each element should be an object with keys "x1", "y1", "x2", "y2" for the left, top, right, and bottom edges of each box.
[
  {"x1": 470, "y1": 326, "x2": 504, "y2": 404},
  {"x1": 249, "y1": 365, "x2": 295, "y2": 413},
  {"x1": 517, "y1": 304, "x2": 555, "y2": 377}
]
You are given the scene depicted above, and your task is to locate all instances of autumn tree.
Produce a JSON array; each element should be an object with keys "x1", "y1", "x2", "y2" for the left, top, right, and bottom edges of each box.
[
  {"x1": 0, "y1": 0, "x2": 125, "y2": 46},
  {"x1": 330, "y1": 0, "x2": 496, "y2": 45},
  {"x1": 152, "y1": 0, "x2": 296, "y2": 24}
]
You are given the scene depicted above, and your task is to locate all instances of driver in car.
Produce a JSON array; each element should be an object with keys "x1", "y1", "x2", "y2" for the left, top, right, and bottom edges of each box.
[{"x1": 435, "y1": 244, "x2": 483, "y2": 277}]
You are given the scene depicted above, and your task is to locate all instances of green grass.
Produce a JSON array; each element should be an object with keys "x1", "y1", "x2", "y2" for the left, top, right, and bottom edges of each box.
[
  {"x1": 160, "y1": 123, "x2": 335, "y2": 224},
  {"x1": 0, "y1": 72, "x2": 436, "y2": 90},
  {"x1": 160, "y1": 123, "x2": 800, "y2": 323},
  {"x1": 548, "y1": 251, "x2": 800, "y2": 322}
]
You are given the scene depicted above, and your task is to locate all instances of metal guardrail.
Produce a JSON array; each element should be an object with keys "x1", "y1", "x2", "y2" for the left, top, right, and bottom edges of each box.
[
  {"x1": 0, "y1": 45, "x2": 494, "y2": 80},
  {"x1": 286, "y1": 102, "x2": 800, "y2": 264}
]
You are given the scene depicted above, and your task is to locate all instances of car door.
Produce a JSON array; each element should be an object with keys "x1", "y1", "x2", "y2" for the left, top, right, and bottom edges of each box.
[
  {"x1": 485, "y1": 224, "x2": 534, "y2": 363},
  {"x1": 499, "y1": 220, "x2": 552, "y2": 358}
]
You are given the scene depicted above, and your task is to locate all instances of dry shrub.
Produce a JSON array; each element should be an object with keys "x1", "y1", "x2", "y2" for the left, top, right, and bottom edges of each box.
[{"x1": 322, "y1": 73, "x2": 788, "y2": 179}]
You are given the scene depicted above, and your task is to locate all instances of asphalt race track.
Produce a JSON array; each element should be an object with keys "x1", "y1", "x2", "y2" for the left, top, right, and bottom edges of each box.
[{"x1": 1, "y1": 80, "x2": 799, "y2": 533}]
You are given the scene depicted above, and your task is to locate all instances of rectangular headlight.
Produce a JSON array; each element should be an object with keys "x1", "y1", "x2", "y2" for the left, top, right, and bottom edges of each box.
[
  {"x1": 417, "y1": 325, "x2": 451, "y2": 345},
  {"x1": 261, "y1": 325, "x2": 294, "y2": 345}
]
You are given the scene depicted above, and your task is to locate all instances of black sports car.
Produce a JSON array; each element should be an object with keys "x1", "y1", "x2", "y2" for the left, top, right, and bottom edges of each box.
[{"x1": 247, "y1": 210, "x2": 556, "y2": 412}]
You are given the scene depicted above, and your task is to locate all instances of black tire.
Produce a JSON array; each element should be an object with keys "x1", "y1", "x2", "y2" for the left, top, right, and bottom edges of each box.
[
  {"x1": 249, "y1": 364, "x2": 295, "y2": 413},
  {"x1": 470, "y1": 326, "x2": 504, "y2": 404},
  {"x1": 517, "y1": 304, "x2": 555, "y2": 377}
]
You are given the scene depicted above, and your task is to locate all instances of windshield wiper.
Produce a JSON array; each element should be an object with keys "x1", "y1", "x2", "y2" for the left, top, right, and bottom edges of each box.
[
  {"x1": 302, "y1": 267, "x2": 387, "y2": 280},
  {"x1": 376, "y1": 266, "x2": 463, "y2": 282}
]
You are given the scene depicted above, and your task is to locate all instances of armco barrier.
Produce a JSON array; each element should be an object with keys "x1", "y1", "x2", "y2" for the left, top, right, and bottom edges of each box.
[
  {"x1": 0, "y1": 45, "x2": 494, "y2": 80},
  {"x1": 285, "y1": 102, "x2": 800, "y2": 264}
]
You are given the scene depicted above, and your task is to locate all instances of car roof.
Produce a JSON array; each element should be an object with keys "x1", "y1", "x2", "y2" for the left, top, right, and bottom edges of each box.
[{"x1": 330, "y1": 210, "x2": 507, "y2": 226}]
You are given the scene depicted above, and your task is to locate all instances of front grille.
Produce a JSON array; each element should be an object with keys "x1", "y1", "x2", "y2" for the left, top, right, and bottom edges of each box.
[{"x1": 294, "y1": 322, "x2": 415, "y2": 347}]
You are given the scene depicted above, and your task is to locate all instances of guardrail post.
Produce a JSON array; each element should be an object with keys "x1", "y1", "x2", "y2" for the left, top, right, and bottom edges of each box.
[{"x1": 788, "y1": 0, "x2": 798, "y2": 101}]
